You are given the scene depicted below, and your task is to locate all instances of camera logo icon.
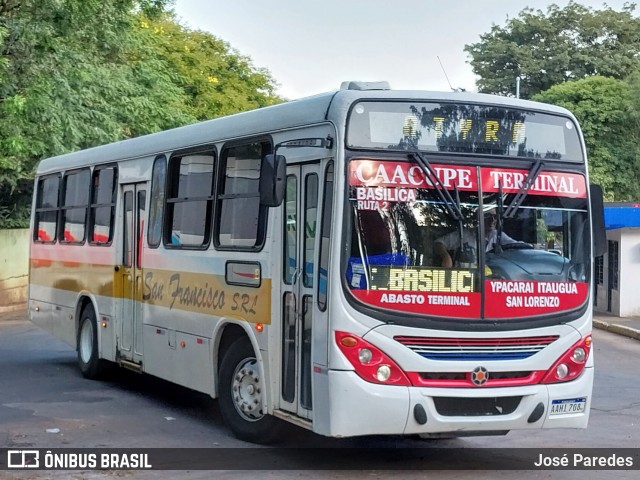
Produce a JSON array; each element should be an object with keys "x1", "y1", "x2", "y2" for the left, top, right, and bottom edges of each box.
[{"x1": 7, "y1": 450, "x2": 40, "y2": 468}]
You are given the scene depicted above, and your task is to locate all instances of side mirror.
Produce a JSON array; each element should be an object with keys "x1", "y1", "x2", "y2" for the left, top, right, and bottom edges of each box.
[
  {"x1": 259, "y1": 154, "x2": 286, "y2": 207},
  {"x1": 590, "y1": 184, "x2": 606, "y2": 257}
]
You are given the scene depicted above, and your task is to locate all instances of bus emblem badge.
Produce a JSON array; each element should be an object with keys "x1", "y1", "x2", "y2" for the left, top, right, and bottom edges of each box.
[{"x1": 471, "y1": 366, "x2": 489, "y2": 386}]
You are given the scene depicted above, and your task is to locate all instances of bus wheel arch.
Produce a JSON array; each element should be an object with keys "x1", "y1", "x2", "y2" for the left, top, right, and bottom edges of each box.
[
  {"x1": 216, "y1": 323, "x2": 282, "y2": 444},
  {"x1": 76, "y1": 297, "x2": 107, "y2": 379},
  {"x1": 74, "y1": 295, "x2": 94, "y2": 340}
]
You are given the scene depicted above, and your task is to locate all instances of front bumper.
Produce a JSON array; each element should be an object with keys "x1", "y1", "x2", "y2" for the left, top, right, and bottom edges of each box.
[{"x1": 323, "y1": 367, "x2": 593, "y2": 437}]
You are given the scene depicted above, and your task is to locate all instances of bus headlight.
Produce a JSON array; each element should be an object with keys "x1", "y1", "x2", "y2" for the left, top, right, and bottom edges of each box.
[
  {"x1": 541, "y1": 334, "x2": 592, "y2": 384},
  {"x1": 358, "y1": 348, "x2": 373, "y2": 364},
  {"x1": 335, "y1": 331, "x2": 411, "y2": 386},
  {"x1": 556, "y1": 364, "x2": 569, "y2": 379},
  {"x1": 572, "y1": 347, "x2": 586, "y2": 362},
  {"x1": 376, "y1": 365, "x2": 391, "y2": 382}
]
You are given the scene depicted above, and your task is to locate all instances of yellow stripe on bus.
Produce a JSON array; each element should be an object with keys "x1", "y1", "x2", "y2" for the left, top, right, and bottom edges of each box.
[
  {"x1": 30, "y1": 260, "x2": 272, "y2": 324},
  {"x1": 140, "y1": 268, "x2": 271, "y2": 323}
]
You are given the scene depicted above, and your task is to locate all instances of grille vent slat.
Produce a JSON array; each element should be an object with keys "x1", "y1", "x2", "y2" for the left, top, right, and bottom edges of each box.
[{"x1": 394, "y1": 335, "x2": 559, "y2": 361}]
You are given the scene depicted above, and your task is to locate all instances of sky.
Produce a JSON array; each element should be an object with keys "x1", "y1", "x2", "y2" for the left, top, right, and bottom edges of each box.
[{"x1": 172, "y1": 0, "x2": 636, "y2": 100}]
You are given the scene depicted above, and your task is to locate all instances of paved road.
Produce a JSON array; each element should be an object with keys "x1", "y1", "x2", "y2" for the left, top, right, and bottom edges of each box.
[{"x1": 0, "y1": 310, "x2": 639, "y2": 479}]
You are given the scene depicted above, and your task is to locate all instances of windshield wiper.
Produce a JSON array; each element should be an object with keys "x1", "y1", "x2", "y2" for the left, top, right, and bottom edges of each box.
[
  {"x1": 503, "y1": 158, "x2": 544, "y2": 218},
  {"x1": 495, "y1": 180, "x2": 504, "y2": 253},
  {"x1": 352, "y1": 205, "x2": 371, "y2": 290},
  {"x1": 408, "y1": 152, "x2": 463, "y2": 221}
]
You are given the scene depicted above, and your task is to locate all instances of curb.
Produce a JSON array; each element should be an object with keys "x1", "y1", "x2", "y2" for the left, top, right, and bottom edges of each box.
[{"x1": 593, "y1": 319, "x2": 640, "y2": 341}]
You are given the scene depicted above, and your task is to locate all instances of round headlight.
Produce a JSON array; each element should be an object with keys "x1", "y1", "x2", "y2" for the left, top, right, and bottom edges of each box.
[
  {"x1": 376, "y1": 365, "x2": 391, "y2": 382},
  {"x1": 572, "y1": 347, "x2": 586, "y2": 362},
  {"x1": 556, "y1": 363, "x2": 569, "y2": 379},
  {"x1": 358, "y1": 348, "x2": 373, "y2": 364}
]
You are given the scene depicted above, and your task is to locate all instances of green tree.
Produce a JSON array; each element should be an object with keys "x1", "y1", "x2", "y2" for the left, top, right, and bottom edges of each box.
[
  {"x1": 1, "y1": 0, "x2": 193, "y2": 226},
  {"x1": 140, "y1": 14, "x2": 282, "y2": 121},
  {"x1": 533, "y1": 75, "x2": 640, "y2": 201},
  {"x1": 0, "y1": 1, "x2": 282, "y2": 227},
  {"x1": 465, "y1": 2, "x2": 640, "y2": 99}
]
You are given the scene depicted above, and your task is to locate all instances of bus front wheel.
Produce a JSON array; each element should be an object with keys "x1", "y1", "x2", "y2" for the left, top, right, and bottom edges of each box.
[
  {"x1": 218, "y1": 337, "x2": 282, "y2": 444},
  {"x1": 77, "y1": 305, "x2": 107, "y2": 379}
]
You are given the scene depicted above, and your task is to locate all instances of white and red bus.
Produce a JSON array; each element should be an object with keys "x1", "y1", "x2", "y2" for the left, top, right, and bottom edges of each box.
[{"x1": 29, "y1": 81, "x2": 605, "y2": 443}]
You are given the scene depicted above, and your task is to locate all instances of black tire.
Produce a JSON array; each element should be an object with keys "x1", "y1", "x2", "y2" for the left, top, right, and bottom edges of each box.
[
  {"x1": 77, "y1": 305, "x2": 107, "y2": 379},
  {"x1": 218, "y1": 337, "x2": 283, "y2": 444}
]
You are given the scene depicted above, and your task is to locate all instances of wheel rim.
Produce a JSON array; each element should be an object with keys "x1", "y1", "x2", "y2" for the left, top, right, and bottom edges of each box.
[
  {"x1": 231, "y1": 357, "x2": 264, "y2": 422},
  {"x1": 79, "y1": 319, "x2": 94, "y2": 364}
]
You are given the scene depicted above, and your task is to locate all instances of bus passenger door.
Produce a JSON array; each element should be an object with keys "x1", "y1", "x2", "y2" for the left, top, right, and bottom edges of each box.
[
  {"x1": 119, "y1": 183, "x2": 146, "y2": 365},
  {"x1": 280, "y1": 163, "x2": 319, "y2": 419}
]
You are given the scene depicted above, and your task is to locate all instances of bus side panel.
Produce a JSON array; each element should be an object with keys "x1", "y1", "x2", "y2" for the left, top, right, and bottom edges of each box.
[
  {"x1": 142, "y1": 316, "x2": 213, "y2": 395},
  {"x1": 138, "y1": 246, "x2": 272, "y2": 395},
  {"x1": 29, "y1": 240, "x2": 117, "y2": 353}
]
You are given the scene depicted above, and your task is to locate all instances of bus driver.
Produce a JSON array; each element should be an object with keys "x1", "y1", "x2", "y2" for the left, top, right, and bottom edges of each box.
[{"x1": 434, "y1": 211, "x2": 518, "y2": 268}]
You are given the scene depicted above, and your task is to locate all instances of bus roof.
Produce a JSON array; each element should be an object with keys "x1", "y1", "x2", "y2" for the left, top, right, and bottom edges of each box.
[{"x1": 35, "y1": 87, "x2": 578, "y2": 175}]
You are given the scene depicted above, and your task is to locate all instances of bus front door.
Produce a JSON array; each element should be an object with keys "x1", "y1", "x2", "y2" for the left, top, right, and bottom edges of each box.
[
  {"x1": 280, "y1": 163, "x2": 319, "y2": 419},
  {"x1": 119, "y1": 183, "x2": 146, "y2": 365}
]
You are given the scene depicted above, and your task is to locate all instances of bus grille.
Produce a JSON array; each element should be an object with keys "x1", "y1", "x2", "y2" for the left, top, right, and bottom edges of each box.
[
  {"x1": 432, "y1": 396, "x2": 522, "y2": 416},
  {"x1": 394, "y1": 335, "x2": 559, "y2": 361}
]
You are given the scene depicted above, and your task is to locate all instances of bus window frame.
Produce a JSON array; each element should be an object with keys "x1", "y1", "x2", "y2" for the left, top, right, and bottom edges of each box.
[
  {"x1": 213, "y1": 136, "x2": 272, "y2": 252},
  {"x1": 33, "y1": 173, "x2": 62, "y2": 244},
  {"x1": 163, "y1": 146, "x2": 217, "y2": 251},
  {"x1": 59, "y1": 167, "x2": 91, "y2": 246},
  {"x1": 147, "y1": 155, "x2": 167, "y2": 249},
  {"x1": 88, "y1": 164, "x2": 118, "y2": 247},
  {"x1": 317, "y1": 161, "x2": 334, "y2": 311}
]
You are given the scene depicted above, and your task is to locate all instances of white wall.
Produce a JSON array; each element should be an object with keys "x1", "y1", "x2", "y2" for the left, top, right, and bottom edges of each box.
[
  {"x1": 595, "y1": 227, "x2": 640, "y2": 317},
  {"x1": 619, "y1": 228, "x2": 640, "y2": 316},
  {"x1": 0, "y1": 229, "x2": 29, "y2": 311}
]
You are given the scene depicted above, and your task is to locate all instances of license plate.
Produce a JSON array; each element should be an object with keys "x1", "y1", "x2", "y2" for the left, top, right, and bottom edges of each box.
[{"x1": 550, "y1": 397, "x2": 586, "y2": 415}]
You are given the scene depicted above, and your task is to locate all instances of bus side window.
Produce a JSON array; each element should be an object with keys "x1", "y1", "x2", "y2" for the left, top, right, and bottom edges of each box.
[
  {"x1": 89, "y1": 166, "x2": 117, "y2": 246},
  {"x1": 216, "y1": 141, "x2": 270, "y2": 249},
  {"x1": 34, "y1": 175, "x2": 60, "y2": 243},
  {"x1": 317, "y1": 162, "x2": 333, "y2": 311},
  {"x1": 165, "y1": 151, "x2": 215, "y2": 248},
  {"x1": 60, "y1": 169, "x2": 90, "y2": 244},
  {"x1": 148, "y1": 156, "x2": 166, "y2": 248}
]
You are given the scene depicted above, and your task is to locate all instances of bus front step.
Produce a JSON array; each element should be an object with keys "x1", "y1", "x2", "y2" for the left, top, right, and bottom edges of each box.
[{"x1": 119, "y1": 359, "x2": 142, "y2": 373}]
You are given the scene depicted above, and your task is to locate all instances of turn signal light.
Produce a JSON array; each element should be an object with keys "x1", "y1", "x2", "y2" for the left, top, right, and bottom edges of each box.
[{"x1": 335, "y1": 331, "x2": 410, "y2": 386}]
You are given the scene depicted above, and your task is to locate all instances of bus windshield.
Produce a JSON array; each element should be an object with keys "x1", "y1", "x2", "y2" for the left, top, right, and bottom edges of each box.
[
  {"x1": 347, "y1": 101, "x2": 584, "y2": 162},
  {"x1": 346, "y1": 158, "x2": 590, "y2": 321}
]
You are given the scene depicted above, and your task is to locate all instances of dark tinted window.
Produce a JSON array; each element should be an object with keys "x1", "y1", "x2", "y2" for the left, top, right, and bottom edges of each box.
[
  {"x1": 148, "y1": 156, "x2": 166, "y2": 248},
  {"x1": 317, "y1": 162, "x2": 334, "y2": 310}
]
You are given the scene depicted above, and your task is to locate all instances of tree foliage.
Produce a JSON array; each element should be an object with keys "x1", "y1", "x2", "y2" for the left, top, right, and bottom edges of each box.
[
  {"x1": 533, "y1": 75, "x2": 640, "y2": 201},
  {"x1": 140, "y1": 14, "x2": 281, "y2": 121},
  {"x1": 0, "y1": 1, "x2": 281, "y2": 227},
  {"x1": 465, "y1": 2, "x2": 640, "y2": 98}
]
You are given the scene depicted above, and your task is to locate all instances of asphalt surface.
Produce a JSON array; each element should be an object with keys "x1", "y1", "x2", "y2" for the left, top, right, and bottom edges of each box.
[
  {"x1": 3, "y1": 306, "x2": 639, "y2": 341},
  {"x1": 0, "y1": 306, "x2": 639, "y2": 479}
]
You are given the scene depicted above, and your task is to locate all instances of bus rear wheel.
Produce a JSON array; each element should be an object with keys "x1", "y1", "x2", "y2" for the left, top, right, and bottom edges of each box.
[
  {"x1": 218, "y1": 337, "x2": 282, "y2": 444},
  {"x1": 77, "y1": 305, "x2": 107, "y2": 379}
]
